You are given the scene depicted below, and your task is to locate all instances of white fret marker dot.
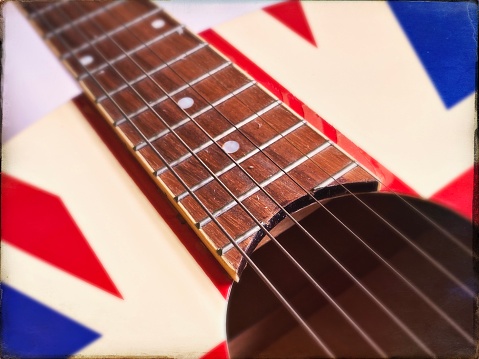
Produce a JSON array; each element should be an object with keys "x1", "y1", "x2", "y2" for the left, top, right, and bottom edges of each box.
[
  {"x1": 222, "y1": 140, "x2": 240, "y2": 154},
  {"x1": 178, "y1": 97, "x2": 194, "y2": 109},
  {"x1": 151, "y1": 19, "x2": 166, "y2": 29},
  {"x1": 79, "y1": 55, "x2": 94, "y2": 66}
]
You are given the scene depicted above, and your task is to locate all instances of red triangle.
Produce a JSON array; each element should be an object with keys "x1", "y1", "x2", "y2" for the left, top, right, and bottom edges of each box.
[
  {"x1": 430, "y1": 166, "x2": 474, "y2": 220},
  {"x1": 1, "y1": 174, "x2": 122, "y2": 298},
  {"x1": 200, "y1": 341, "x2": 228, "y2": 359},
  {"x1": 264, "y1": 0, "x2": 317, "y2": 47}
]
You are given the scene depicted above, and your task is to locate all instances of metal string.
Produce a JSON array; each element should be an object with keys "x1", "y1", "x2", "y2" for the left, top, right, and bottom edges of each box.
[
  {"x1": 91, "y1": 0, "x2": 476, "y2": 343},
  {"x1": 53, "y1": 2, "x2": 389, "y2": 355},
  {"x1": 33, "y1": 0, "x2": 474, "y2": 354},
  {"x1": 60, "y1": 0, "x2": 472, "y2": 351},
  {"x1": 66, "y1": 1, "x2": 470, "y2": 354},
  {"x1": 32, "y1": 3, "x2": 336, "y2": 356}
]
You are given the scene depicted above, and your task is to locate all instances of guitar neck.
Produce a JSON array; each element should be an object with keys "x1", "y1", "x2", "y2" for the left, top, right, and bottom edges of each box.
[{"x1": 20, "y1": 0, "x2": 378, "y2": 279}]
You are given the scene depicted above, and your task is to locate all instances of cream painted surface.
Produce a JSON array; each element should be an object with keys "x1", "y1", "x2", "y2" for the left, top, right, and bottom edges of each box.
[
  {"x1": 2, "y1": 102, "x2": 226, "y2": 357},
  {"x1": 214, "y1": 2, "x2": 475, "y2": 197}
]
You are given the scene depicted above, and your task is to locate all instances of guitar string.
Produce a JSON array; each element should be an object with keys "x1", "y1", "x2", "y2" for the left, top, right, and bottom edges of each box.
[
  {"x1": 50, "y1": 2, "x2": 389, "y2": 355},
  {"x1": 35, "y1": 0, "x2": 474, "y2": 354},
  {"x1": 62, "y1": 1, "x2": 471, "y2": 352},
  {"x1": 96, "y1": 0, "x2": 477, "y2": 344},
  {"x1": 99, "y1": 1, "x2": 476, "y2": 345},
  {"x1": 87, "y1": 1, "x2": 474, "y2": 291},
  {"x1": 53, "y1": 0, "x2": 472, "y2": 352},
  {"x1": 31, "y1": 3, "x2": 336, "y2": 356}
]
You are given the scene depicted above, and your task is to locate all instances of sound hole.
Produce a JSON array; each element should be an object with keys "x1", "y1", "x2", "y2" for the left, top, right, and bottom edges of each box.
[{"x1": 226, "y1": 193, "x2": 475, "y2": 358}]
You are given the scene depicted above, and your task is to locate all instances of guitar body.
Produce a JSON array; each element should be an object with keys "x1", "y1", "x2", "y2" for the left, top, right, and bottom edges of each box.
[
  {"x1": 2, "y1": 96, "x2": 229, "y2": 356},
  {"x1": 2, "y1": 1, "x2": 476, "y2": 358},
  {"x1": 226, "y1": 193, "x2": 475, "y2": 358}
]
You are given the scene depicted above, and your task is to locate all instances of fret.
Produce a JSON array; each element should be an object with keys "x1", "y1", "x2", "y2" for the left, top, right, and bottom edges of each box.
[
  {"x1": 97, "y1": 63, "x2": 249, "y2": 131},
  {"x1": 314, "y1": 163, "x2": 358, "y2": 190},
  {"x1": 170, "y1": 46, "x2": 230, "y2": 83},
  {"x1": 73, "y1": 25, "x2": 188, "y2": 79},
  {"x1": 44, "y1": 1, "x2": 121, "y2": 39},
  {"x1": 59, "y1": 7, "x2": 164, "y2": 57},
  {"x1": 193, "y1": 65, "x2": 251, "y2": 104},
  {"x1": 18, "y1": 0, "x2": 381, "y2": 284},
  {"x1": 63, "y1": 47, "x2": 105, "y2": 78},
  {"x1": 74, "y1": 1, "x2": 154, "y2": 39},
  {"x1": 221, "y1": 226, "x2": 262, "y2": 254},
  {"x1": 202, "y1": 206, "x2": 259, "y2": 251},
  {"x1": 142, "y1": 80, "x2": 256, "y2": 176},
  {"x1": 25, "y1": 1, "x2": 59, "y2": 18},
  {"x1": 198, "y1": 170, "x2": 286, "y2": 228},
  {"x1": 40, "y1": 3, "x2": 74, "y2": 29},
  {"x1": 118, "y1": 9, "x2": 180, "y2": 46},
  {"x1": 100, "y1": 87, "x2": 150, "y2": 122},
  {"x1": 196, "y1": 130, "x2": 327, "y2": 229},
  {"x1": 132, "y1": 77, "x2": 169, "y2": 105},
  {"x1": 174, "y1": 122, "x2": 305, "y2": 220},
  {"x1": 89, "y1": 8, "x2": 169, "y2": 55},
  {"x1": 189, "y1": 62, "x2": 233, "y2": 87},
  {"x1": 146, "y1": 28, "x2": 205, "y2": 62},
  {"x1": 164, "y1": 122, "x2": 259, "y2": 175},
  {"x1": 176, "y1": 123, "x2": 351, "y2": 234},
  {"x1": 208, "y1": 157, "x2": 367, "y2": 259},
  {"x1": 335, "y1": 166, "x2": 377, "y2": 185},
  {"x1": 99, "y1": 65, "x2": 184, "y2": 106},
  {"x1": 172, "y1": 103, "x2": 287, "y2": 201},
  {"x1": 131, "y1": 42, "x2": 207, "y2": 75},
  {"x1": 213, "y1": 85, "x2": 277, "y2": 126}
]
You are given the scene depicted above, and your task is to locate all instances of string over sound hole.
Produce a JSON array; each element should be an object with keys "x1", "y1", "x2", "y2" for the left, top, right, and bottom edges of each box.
[{"x1": 226, "y1": 193, "x2": 475, "y2": 358}]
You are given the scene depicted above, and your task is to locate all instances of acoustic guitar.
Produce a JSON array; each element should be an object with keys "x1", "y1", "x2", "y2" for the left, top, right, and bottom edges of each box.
[{"x1": 4, "y1": 1, "x2": 476, "y2": 357}]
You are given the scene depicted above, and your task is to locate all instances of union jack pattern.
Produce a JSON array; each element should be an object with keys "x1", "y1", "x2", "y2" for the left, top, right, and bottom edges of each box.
[{"x1": 2, "y1": 1, "x2": 476, "y2": 357}]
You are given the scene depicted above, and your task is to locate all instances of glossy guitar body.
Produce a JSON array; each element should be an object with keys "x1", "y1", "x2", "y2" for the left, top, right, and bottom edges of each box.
[
  {"x1": 226, "y1": 193, "x2": 475, "y2": 358},
  {"x1": 3, "y1": 1, "x2": 476, "y2": 358}
]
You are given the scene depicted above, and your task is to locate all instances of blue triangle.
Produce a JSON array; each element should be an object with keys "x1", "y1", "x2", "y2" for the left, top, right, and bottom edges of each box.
[
  {"x1": 1, "y1": 284, "x2": 101, "y2": 358},
  {"x1": 388, "y1": 1, "x2": 478, "y2": 108}
]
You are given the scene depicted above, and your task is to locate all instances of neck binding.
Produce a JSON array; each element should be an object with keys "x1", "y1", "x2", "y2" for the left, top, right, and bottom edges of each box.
[{"x1": 20, "y1": 0, "x2": 378, "y2": 280}]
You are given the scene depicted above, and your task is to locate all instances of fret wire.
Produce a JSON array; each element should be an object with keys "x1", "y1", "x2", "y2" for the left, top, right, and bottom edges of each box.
[
  {"x1": 99, "y1": 5, "x2": 477, "y2": 347},
  {"x1": 61, "y1": 1, "x2": 321, "y2": 259},
  {"x1": 58, "y1": 7, "x2": 162, "y2": 54},
  {"x1": 62, "y1": 16, "x2": 184, "y2": 63},
  {"x1": 42, "y1": 6, "x2": 345, "y2": 353},
  {"x1": 314, "y1": 162, "x2": 358, "y2": 190},
  {"x1": 28, "y1": 1, "x2": 61, "y2": 18},
  {"x1": 46, "y1": 2, "x2": 479, "y2": 356},
  {"x1": 44, "y1": 1, "x2": 123, "y2": 39},
  {"x1": 93, "y1": 4, "x2": 467, "y2": 340},
  {"x1": 82, "y1": 4, "x2": 473, "y2": 350},
  {"x1": 58, "y1": 4, "x2": 404, "y2": 354},
  {"x1": 135, "y1": 78, "x2": 252, "y2": 164},
  {"x1": 35, "y1": 3, "x2": 237, "y2": 246},
  {"x1": 105, "y1": 62, "x2": 233, "y2": 124},
  {"x1": 221, "y1": 139, "x2": 330, "y2": 252},
  {"x1": 199, "y1": 139, "x2": 330, "y2": 229},
  {"x1": 48, "y1": 0, "x2": 472, "y2": 352},
  {"x1": 198, "y1": 170, "x2": 284, "y2": 228},
  {"x1": 95, "y1": 43, "x2": 208, "y2": 102},
  {"x1": 173, "y1": 101, "x2": 283, "y2": 201},
  {"x1": 91, "y1": 9, "x2": 444, "y2": 348},
  {"x1": 74, "y1": 24, "x2": 186, "y2": 77},
  {"x1": 134, "y1": 117, "x2": 191, "y2": 151}
]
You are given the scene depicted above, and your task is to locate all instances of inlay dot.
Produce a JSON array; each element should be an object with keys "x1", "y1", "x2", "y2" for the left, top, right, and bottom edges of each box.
[
  {"x1": 222, "y1": 140, "x2": 240, "y2": 154},
  {"x1": 178, "y1": 97, "x2": 194, "y2": 109},
  {"x1": 79, "y1": 55, "x2": 94, "y2": 66},
  {"x1": 151, "y1": 19, "x2": 166, "y2": 29}
]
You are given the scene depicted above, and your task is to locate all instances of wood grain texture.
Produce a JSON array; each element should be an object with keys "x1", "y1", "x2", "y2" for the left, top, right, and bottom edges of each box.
[{"x1": 19, "y1": 0, "x2": 379, "y2": 279}]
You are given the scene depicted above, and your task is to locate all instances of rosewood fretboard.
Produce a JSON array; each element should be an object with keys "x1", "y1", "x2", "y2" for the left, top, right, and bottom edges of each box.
[{"x1": 21, "y1": 0, "x2": 378, "y2": 279}]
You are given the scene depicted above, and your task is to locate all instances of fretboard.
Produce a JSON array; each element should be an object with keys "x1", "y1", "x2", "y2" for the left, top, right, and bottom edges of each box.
[{"x1": 20, "y1": 0, "x2": 378, "y2": 279}]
